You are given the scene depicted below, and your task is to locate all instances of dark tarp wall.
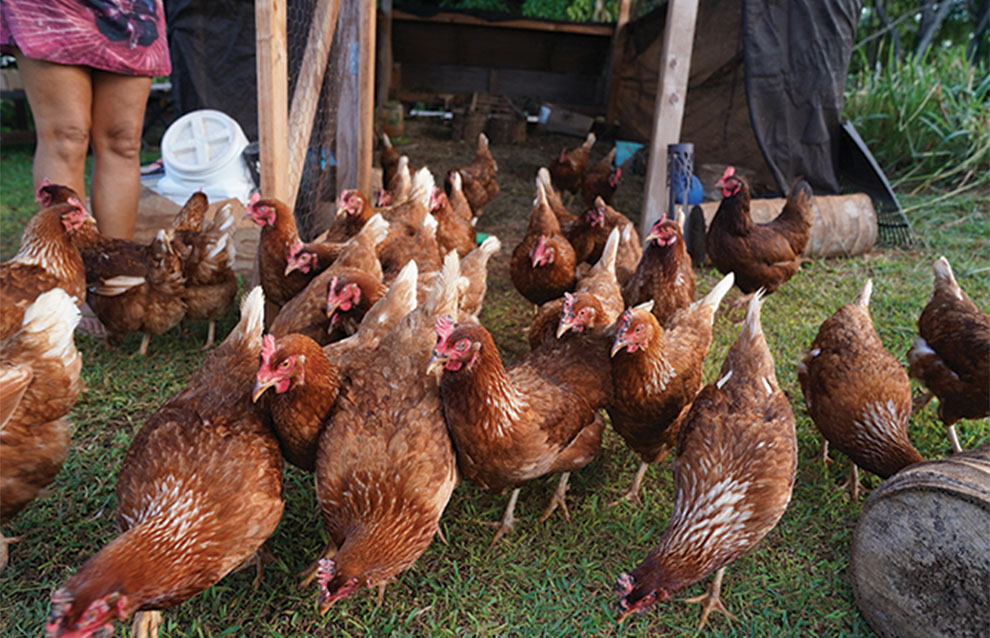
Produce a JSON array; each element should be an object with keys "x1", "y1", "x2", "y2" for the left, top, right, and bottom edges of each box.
[
  {"x1": 743, "y1": 0, "x2": 862, "y2": 195},
  {"x1": 614, "y1": 0, "x2": 862, "y2": 195},
  {"x1": 165, "y1": 0, "x2": 258, "y2": 139}
]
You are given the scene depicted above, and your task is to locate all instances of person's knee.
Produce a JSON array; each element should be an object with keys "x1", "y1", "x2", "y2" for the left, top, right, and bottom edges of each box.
[
  {"x1": 38, "y1": 122, "x2": 90, "y2": 164},
  {"x1": 94, "y1": 123, "x2": 143, "y2": 160}
]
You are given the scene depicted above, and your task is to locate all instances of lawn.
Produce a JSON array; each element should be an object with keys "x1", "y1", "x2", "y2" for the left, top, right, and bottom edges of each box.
[{"x1": 1, "y1": 120, "x2": 988, "y2": 638}]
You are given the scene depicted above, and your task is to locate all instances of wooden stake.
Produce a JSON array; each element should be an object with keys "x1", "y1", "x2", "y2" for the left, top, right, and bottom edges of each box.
[
  {"x1": 286, "y1": 0, "x2": 343, "y2": 209},
  {"x1": 640, "y1": 0, "x2": 699, "y2": 237},
  {"x1": 255, "y1": 0, "x2": 289, "y2": 203}
]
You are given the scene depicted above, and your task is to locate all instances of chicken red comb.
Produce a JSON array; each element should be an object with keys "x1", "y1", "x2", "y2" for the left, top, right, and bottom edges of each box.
[
  {"x1": 35, "y1": 178, "x2": 53, "y2": 202},
  {"x1": 435, "y1": 314, "x2": 456, "y2": 342},
  {"x1": 248, "y1": 192, "x2": 261, "y2": 212},
  {"x1": 720, "y1": 166, "x2": 735, "y2": 182},
  {"x1": 260, "y1": 334, "x2": 278, "y2": 365},
  {"x1": 615, "y1": 307, "x2": 635, "y2": 336},
  {"x1": 287, "y1": 241, "x2": 304, "y2": 259},
  {"x1": 66, "y1": 196, "x2": 88, "y2": 214},
  {"x1": 562, "y1": 292, "x2": 576, "y2": 316}
]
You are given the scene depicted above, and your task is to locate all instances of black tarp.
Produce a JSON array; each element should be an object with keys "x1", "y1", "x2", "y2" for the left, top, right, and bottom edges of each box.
[{"x1": 742, "y1": 0, "x2": 862, "y2": 194}]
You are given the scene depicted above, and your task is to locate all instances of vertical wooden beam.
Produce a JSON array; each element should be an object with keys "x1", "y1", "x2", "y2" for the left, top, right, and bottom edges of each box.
[
  {"x1": 256, "y1": 0, "x2": 289, "y2": 202},
  {"x1": 359, "y1": 0, "x2": 376, "y2": 196},
  {"x1": 286, "y1": 0, "x2": 343, "y2": 209},
  {"x1": 336, "y1": 0, "x2": 375, "y2": 197},
  {"x1": 640, "y1": 0, "x2": 699, "y2": 237},
  {"x1": 376, "y1": 0, "x2": 393, "y2": 108},
  {"x1": 605, "y1": 0, "x2": 632, "y2": 123}
]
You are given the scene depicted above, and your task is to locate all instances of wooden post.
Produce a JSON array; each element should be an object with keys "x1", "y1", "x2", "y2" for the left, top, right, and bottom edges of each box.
[
  {"x1": 359, "y1": 0, "x2": 375, "y2": 197},
  {"x1": 376, "y1": 0, "x2": 393, "y2": 108},
  {"x1": 640, "y1": 0, "x2": 699, "y2": 237},
  {"x1": 255, "y1": 0, "x2": 289, "y2": 203},
  {"x1": 335, "y1": 0, "x2": 375, "y2": 198},
  {"x1": 286, "y1": 0, "x2": 343, "y2": 209},
  {"x1": 605, "y1": 0, "x2": 631, "y2": 123}
]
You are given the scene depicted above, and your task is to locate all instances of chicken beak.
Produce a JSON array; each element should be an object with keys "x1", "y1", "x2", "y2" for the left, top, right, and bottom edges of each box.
[
  {"x1": 610, "y1": 338, "x2": 627, "y2": 358},
  {"x1": 426, "y1": 351, "x2": 447, "y2": 375},
  {"x1": 252, "y1": 378, "x2": 275, "y2": 403},
  {"x1": 645, "y1": 228, "x2": 660, "y2": 243},
  {"x1": 284, "y1": 262, "x2": 299, "y2": 276},
  {"x1": 556, "y1": 318, "x2": 573, "y2": 339}
]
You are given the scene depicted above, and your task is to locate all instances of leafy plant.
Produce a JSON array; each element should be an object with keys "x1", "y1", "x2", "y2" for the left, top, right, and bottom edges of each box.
[{"x1": 843, "y1": 43, "x2": 990, "y2": 193}]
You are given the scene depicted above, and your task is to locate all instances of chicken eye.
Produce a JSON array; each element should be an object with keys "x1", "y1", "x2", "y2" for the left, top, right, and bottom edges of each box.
[
  {"x1": 280, "y1": 359, "x2": 291, "y2": 369},
  {"x1": 455, "y1": 340, "x2": 468, "y2": 352},
  {"x1": 636, "y1": 325, "x2": 644, "y2": 334}
]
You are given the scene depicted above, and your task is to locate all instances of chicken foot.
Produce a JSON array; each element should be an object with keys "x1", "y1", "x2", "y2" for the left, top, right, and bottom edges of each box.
[
  {"x1": 484, "y1": 487, "x2": 520, "y2": 549},
  {"x1": 814, "y1": 439, "x2": 832, "y2": 465},
  {"x1": 838, "y1": 462, "x2": 863, "y2": 502},
  {"x1": 299, "y1": 541, "x2": 339, "y2": 588},
  {"x1": 609, "y1": 462, "x2": 649, "y2": 507},
  {"x1": 131, "y1": 610, "x2": 163, "y2": 638},
  {"x1": 202, "y1": 320, "x2": 217, "y2": 350},
  {"x1": 138, "y1": 332, "x2": 151, "y2": 356},
  {"x1": 538, "y1": 472, "x2": 571, "y2": 523},
  {"x1": 232, "y1": 544, "x2": 274, "y2": 588},
  {"x1": 683, "y1": 566, "x2": 737, "y2": 630}
]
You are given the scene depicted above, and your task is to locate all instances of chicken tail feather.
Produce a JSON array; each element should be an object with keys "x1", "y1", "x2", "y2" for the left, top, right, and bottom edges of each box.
[
  {"x1": 854, "y1": 278, "x2": 873, "y2": 310},
  {"x1": 699, "y1": 272, "x2": 735, "y2": 314}
]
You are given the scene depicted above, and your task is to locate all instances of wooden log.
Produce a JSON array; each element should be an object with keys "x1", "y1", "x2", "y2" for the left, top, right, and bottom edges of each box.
[
  {"x1": 287, "y1": 0, "x2": 342, "y2": 211},
  {"x1": 851, "y1": 444, "x2": 990, "y2": 638},
  {"x1": 640, "y1": 0, "x2": 699, "y2": 237},
  {"x1": 255, "y1": 0, "x2": 289, "y2": 202}
]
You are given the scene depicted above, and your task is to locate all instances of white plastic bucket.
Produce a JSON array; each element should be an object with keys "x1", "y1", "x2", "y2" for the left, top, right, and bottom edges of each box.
[{"x1": 152, "y1": 109, "x2": 255, "y2": 205}]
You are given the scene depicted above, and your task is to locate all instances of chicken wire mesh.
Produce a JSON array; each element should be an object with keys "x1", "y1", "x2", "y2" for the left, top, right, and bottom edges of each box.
[{"x1": 286, "y1": 0, "x2": 345, "y2": 240}]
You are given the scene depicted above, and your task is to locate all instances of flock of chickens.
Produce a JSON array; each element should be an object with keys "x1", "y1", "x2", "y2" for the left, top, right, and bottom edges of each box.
[{"x1": 1, "y1": 130, "x2": 987, "y2": 637}]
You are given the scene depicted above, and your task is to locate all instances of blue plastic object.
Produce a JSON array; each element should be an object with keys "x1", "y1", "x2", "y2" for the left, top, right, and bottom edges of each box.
[
  {"x1": 614, "y1": 141, "x2": 644, "y2": 168},
  {"x1": 673, "y1": 174, "x2": 704, "y2": 205}
]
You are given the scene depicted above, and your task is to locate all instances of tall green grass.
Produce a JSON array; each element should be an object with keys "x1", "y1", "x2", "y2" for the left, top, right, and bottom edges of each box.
[{"x1": 843, "y1": 44, "x2": 990, "y2": 193}]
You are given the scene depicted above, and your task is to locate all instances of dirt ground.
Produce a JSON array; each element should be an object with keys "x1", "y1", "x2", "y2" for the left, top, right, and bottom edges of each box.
[{"x1": 384, "y1": 117, "x2": 649, "y2": 361}]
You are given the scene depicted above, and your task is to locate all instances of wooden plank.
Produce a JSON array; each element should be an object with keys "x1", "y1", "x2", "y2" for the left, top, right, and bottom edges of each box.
[
  {"x1": 358, "y1": 0, "x2": 376, "y2": 196},
  {"x1": 392, "y1": 9, "x2": 614, "y2": 37},
  {"x1": 335, "y1": 1, "x2": 361, "y2": 196},
  {"x1": 376, "y1": 0, "x2": 393, "y2": 107},
  {"x1": 255, "y1": 0, "x2": 289, "y2": 202},
  {"x1": 286, "y1": 0, "x2": 342, "y2": 210},
  {"x1": 400, "y1": 63, "x2": 605, "y2": 106},
  {"x1": 604, "y1": 0, "x2": 631, "y2": 123},
  {"x1": 640, "y1": 0, "x2": 699, "y2": 236}
]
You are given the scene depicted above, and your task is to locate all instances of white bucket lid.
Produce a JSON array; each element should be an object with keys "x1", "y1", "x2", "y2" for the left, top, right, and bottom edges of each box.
[{"x1": 161, "y1": 109, "x2": 249, "y2": 181}]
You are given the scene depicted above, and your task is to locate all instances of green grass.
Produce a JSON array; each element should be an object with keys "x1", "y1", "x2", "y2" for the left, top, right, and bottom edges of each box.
[{"x1": 1, "y1": 127, "x2": 988, "y2": 638}]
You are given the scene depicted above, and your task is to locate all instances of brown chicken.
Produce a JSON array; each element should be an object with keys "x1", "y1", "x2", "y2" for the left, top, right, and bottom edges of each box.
[
  {"x1": 622, "y1": 215, "x2": 695, "y2": 327},
  {"x1": 168, "y1": 190, "x2": 209, "y2": 232},
  {"x1": 269, "y1": 215, "x2": 388, "y2": 345},
  {"x1": 430, "y1": 186, "x2": 476, "y2": 258},
  {"x1": 537, "y1": 166, "x2": 579, "y2": 230},
  {"x1": 615, "y1": 292, "x2": 797, "y2": 628},
  {"x1": 303, "y1": 253, "x2": 460, "y2": 611},
  {"x1": 72, "y1": 222, "x2": 187, "y2": 356},
  {"x1": 510, "y1": 181, "x2": 577, "y2": 306},
  {"x1": 310, "y1": 189, "x2": 378, "y2": 247},
  {"x1": 245, "y1": 194, "x2": 307, "y2": 310},
  {"x1": 567, "y1": 197, "x2": 638, "y2": 266},
  {"x1": 907, "y1": 257, "x2": 990, "y2": 452},
  {"x1": 253, "y1": 262, "x2": 420, "y2": 471},
  {"x1": 45, "y1": 288, "x2": 284, "y2": 638},
  {"x1": 615, "y1": 223, "x2": 643, "y2": 288},
  {"x1": 1, "y1": 289, "x2": 82, "y2": 570},
  {"x1": 429, "y1": 291, "x2": 613, "y2": 545},
  {"x1": 529, "y1": 227, "x2": 623, "y2": 350},
  {"x1": 799, "y1": 279, "x2": 922, "y2": 500},
  {"x1": 282, "y1": 239, "x2": 344, "y2": 282},
  {"x1": 445, "y1": 132, "x2": 498, "y2": 217},
  {"x1": 446, "y1": 170, "x2": 475, "y2": 223},
  {"x1": 172, "y1": 202, "x2": 238, "y2": 349},
  {"x1": 548, "y1": 132, "x2": 595, "y2": 195},
  {"x1": 1, "y1": 201, "x2": 89, "y2": 339},
  {"x1": 706, "y1": 167, "x2": 814, "y2": 299},
  {"x1": 581, "y1": 147, "x2": 621, "y2": 208},
  {"x1": 380, "y1": 156, "x2": 412, "y2": 207},
  {"x1": 379, "y1": 171, "x2": 444, "y2": 287},
  {"x1": 608, "y1": 273, "x2": 734, "y2": 505},
  {"x1": 457, "y1": 235, "x2": 501, "y2": 322},
  {"x1": 380, "y1": 132, "x2": 402, "y2": 189}
]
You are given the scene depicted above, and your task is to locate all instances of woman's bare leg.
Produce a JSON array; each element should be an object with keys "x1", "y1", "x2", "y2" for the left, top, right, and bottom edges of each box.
[
  {"x1": 15, "y1": 54, "x2": 91, "y2": 202},
  {"x1": 90, "y1": 70, "x2": 151, "y2": 240}
]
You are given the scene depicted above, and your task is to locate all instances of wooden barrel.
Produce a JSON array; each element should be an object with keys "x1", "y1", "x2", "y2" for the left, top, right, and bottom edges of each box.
[
  {"x1": 380, "y1": 101, "x2": 404, "y2": 138},
  {"x1": 850, "y1": 444, "x2": 990, "y2": 638}
]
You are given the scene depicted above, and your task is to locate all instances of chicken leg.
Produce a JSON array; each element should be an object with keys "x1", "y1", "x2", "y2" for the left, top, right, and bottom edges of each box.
[
  {"x1": 485, "y1": 487, "x2": 520, "y2": 548},
  {"x1": 683, "y1": 566, "x2": 737, "y2": 630},
  {"x1": 610, "y1": 462, "x2": 649, "y2": 507},
  {"x1": 839, "y1": 462, "x2": 863, "y2": 502},
  {"x1": 0, "y1": 533, "x2": 21, "y2": 572},
  {"x1": 138, "y1": 332, "x2": 151, "y2": 356},
  {"x1": 538, "y1": 472, "x2": 571, "y2": 523},
  {"x1": 131, "y1": 610, "x2": 163, "y2": 638},
  {"x1": 815, "y1": 439, "x2": 832, "y2": 465},
  {"x1": 946, "y1": 424, "x2": 963, "y2": 453},
  {"x1": 202, "y1": 320, "x2": 217, "y2": 350}
]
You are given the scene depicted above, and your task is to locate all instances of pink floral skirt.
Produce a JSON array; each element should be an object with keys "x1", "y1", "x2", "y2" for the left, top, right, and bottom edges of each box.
[{"x1": 1, "y1": 0, "x2": 170, "y2": 76}]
